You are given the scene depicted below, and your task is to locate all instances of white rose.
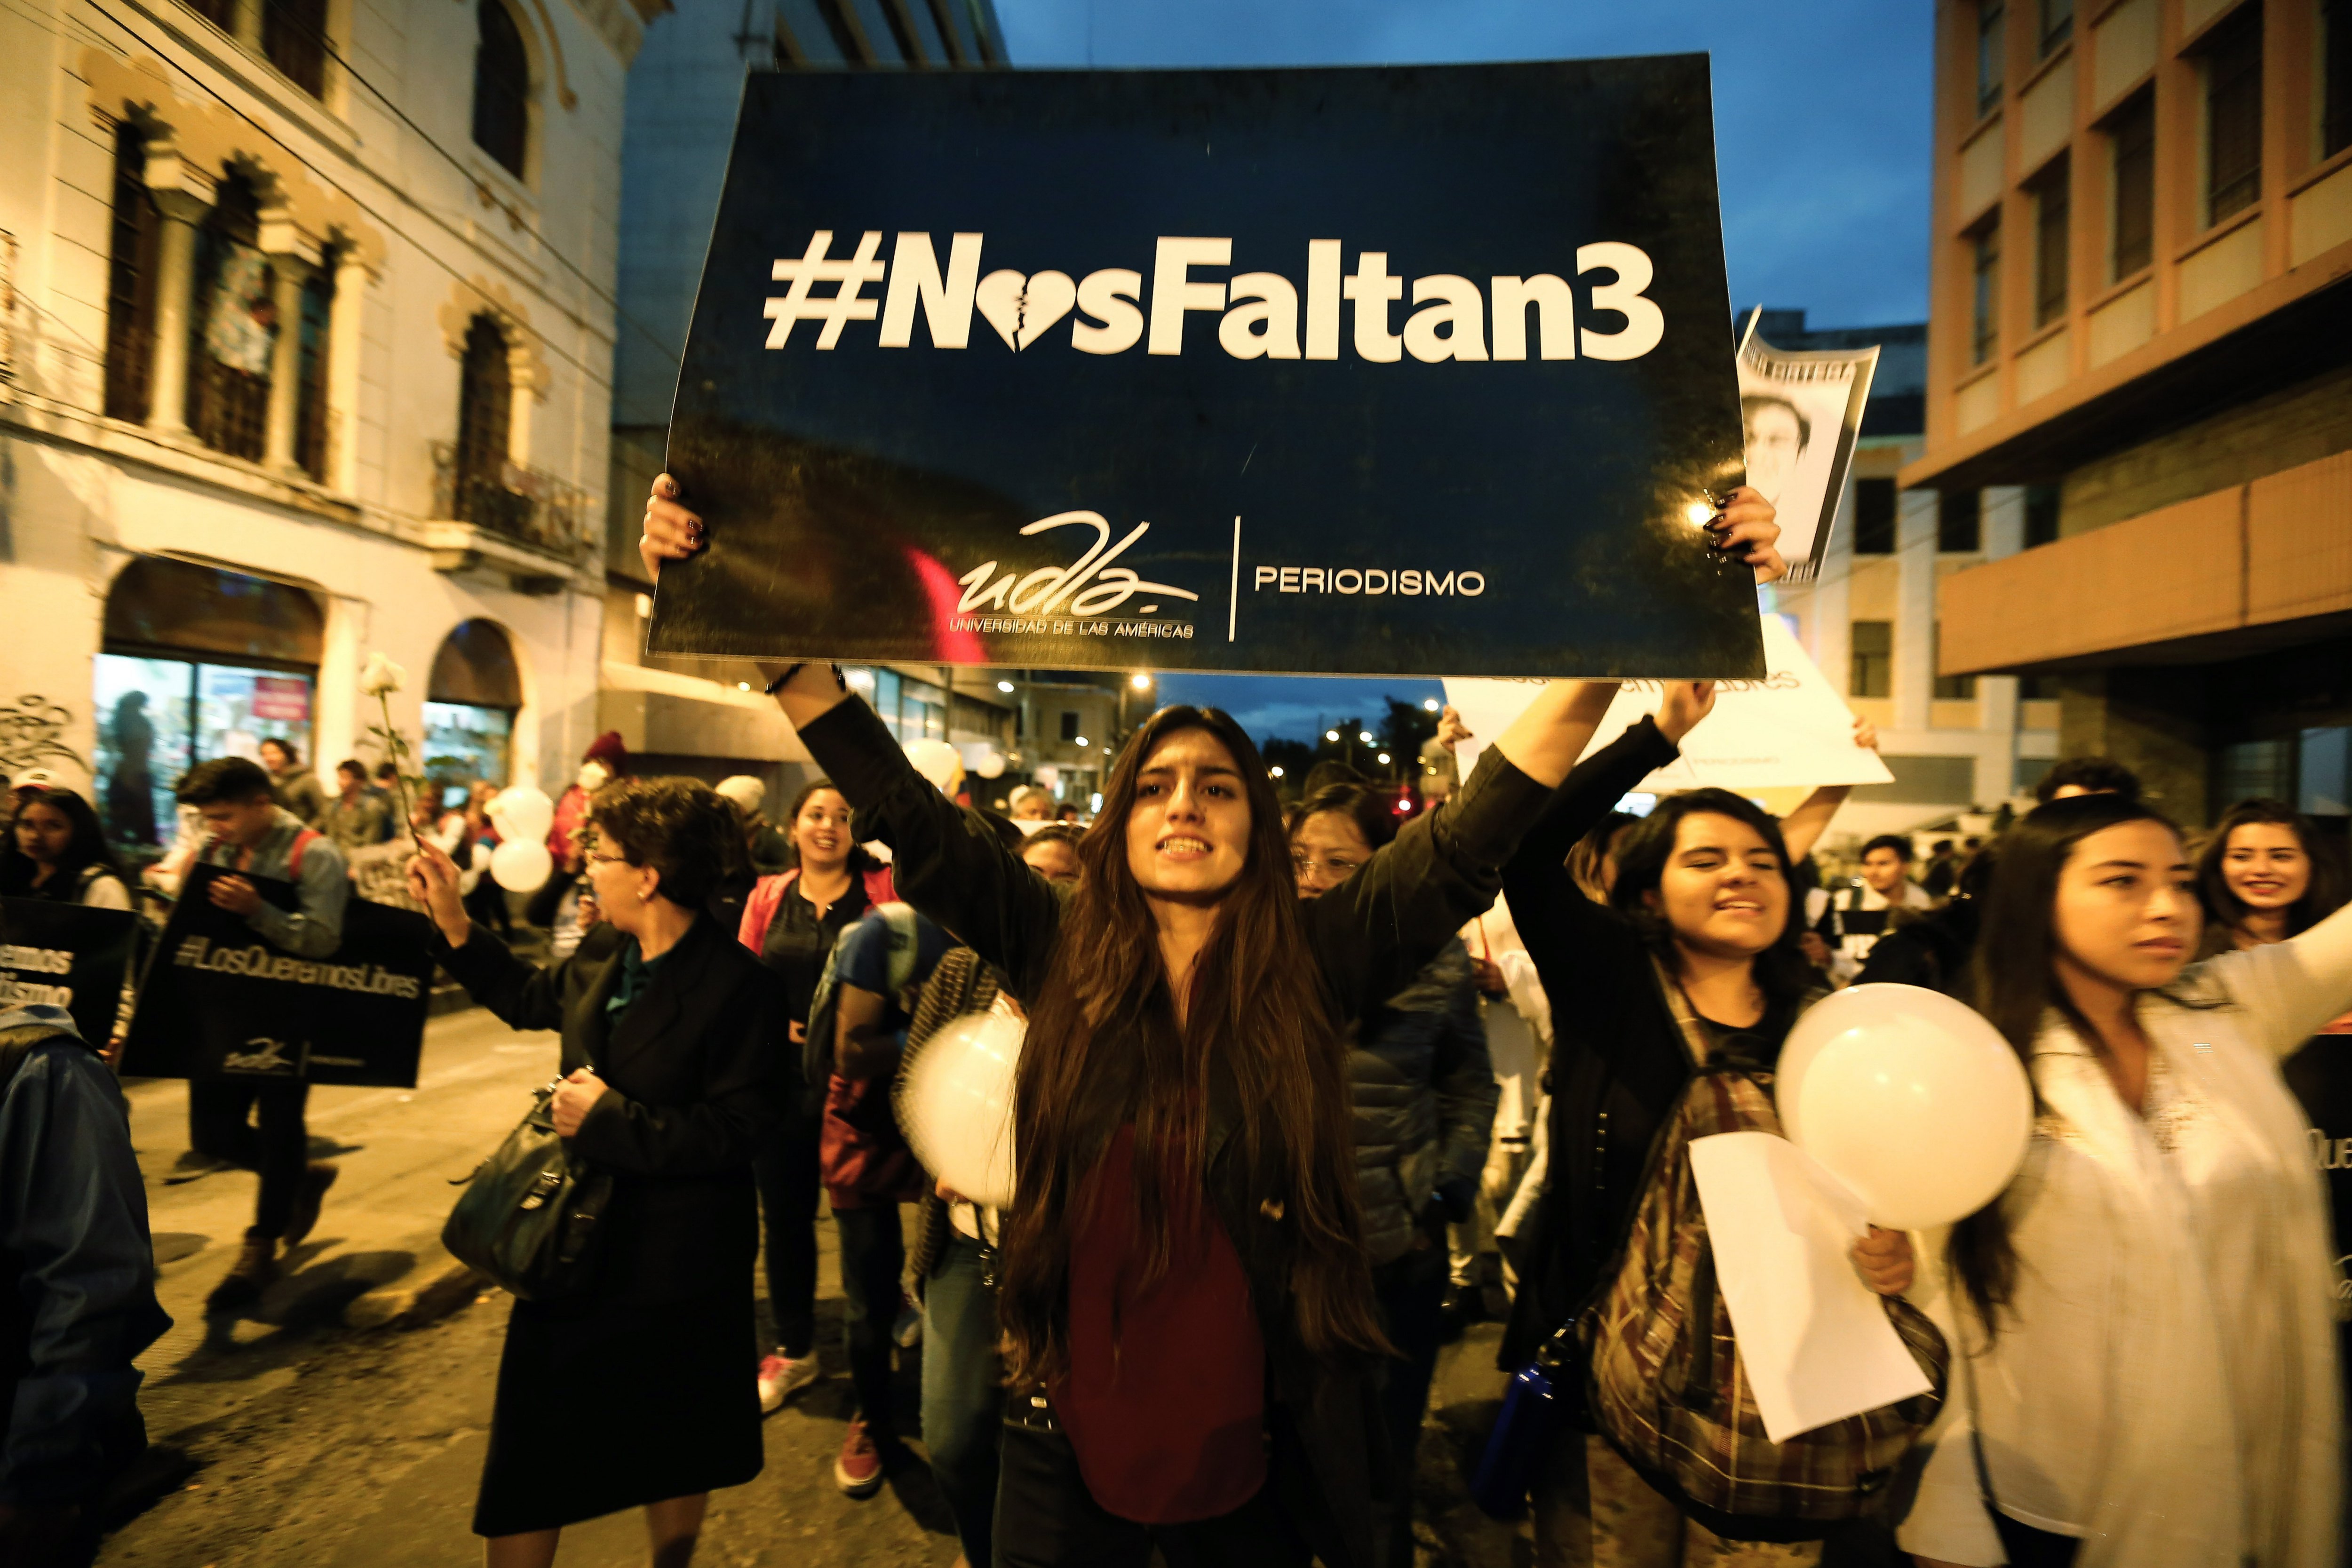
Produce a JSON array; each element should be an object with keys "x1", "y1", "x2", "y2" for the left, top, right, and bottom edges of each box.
[{"x1": 359, "y1": 653, "x2": 407, "y2": 696}]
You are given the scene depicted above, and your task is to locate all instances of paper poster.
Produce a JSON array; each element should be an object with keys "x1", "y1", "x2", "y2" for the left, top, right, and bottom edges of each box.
[
  {"x1": 649, "y1": 60, "x2": 1764, "y2": 681},
  {"x1": 1736, "y1": 308, "x2": 1877, "y2": 585},
  {"x1": 1688, "y1": 1130, "x2": 1933, "y2": 1443},
  {"x1": 1443, "y1": 615, "x2": 1893, "y2": 790}
]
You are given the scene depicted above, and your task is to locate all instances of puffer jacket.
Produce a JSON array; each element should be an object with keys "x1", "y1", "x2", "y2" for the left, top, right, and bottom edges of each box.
[{"x1": 1348, "y1": 937, "x2": 1498, "y2": 1267}]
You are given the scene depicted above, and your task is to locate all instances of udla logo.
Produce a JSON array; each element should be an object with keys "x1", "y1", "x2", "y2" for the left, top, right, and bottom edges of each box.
[
  {"x1": 955, "y1": 512, "x2": 1200, "y2": 620},
  {"x1": 765, "y1": 232, "x2": 1665, "y2": 364}
]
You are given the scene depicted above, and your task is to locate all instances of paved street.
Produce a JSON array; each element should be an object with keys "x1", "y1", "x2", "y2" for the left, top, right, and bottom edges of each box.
[{"x1": 89, "y1": 1004, "x2": 1534, "y2": 1567}]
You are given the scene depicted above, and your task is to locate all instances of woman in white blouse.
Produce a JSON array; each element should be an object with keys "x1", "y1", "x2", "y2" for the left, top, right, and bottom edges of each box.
[{"x1": 1900, "y1": 792, "x2": 2350, "y2": 1568}]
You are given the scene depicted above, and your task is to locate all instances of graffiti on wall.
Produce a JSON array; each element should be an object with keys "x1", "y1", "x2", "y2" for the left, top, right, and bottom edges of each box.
[{"x1": 0, "y1": 694, "x2": 89, "y2": 779}]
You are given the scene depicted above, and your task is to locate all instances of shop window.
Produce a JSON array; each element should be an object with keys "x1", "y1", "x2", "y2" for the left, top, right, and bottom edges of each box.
[
  {"x1": 188, "y1": 175, "x2": 272, "y2": 462},
  {"x1": 1851, "y1": 478, "x2": 1897, "y2": 554},
  {"x1": 1977, "y1": 0, "x2": 2006, "y2": 117},
  {"x1": 2025, "y1": 484, "x2": 2061, "y2": 547},
  {"x1": 1061, "y1": 710, "x2": 1081, "y2": 742},
  {"x1": 2302, "y1": 726, "x2": 2351, "y2": 816},
  {"x1": 2327, "y1": 0, "x2": 2352, "y2": 159},
  {"x1": 2218, "y1": 737, "x2": 2296, "y2": 805},
  {"x1": 1939, "y1": 490, "x2": 1983, "y2": 552},
  {"x1": 103, "y1": 125, "x2": 160, "y2": 424},
  {"x1": 2030, "y1": 155, "x2": 2070, "y2": 328},
  {"x1": 1970, "y1": 220, "x2": 2001, "y2": 366},
  {"x1": 474, "y1": 0, "x2": 531, "y2": 179},
  {"x1": 425, "y1": 618, "x2": 523, "y2": 797},
  {"x1": 453, "y1": 314, "x2": 515, "y2": 524},
  {"x1": 1850, "y1": 621, "x2": 1892, "y2": 699},
  {"x1": 263, "y1": 0, "x2": 328, "y2": 97},
  {"x1": 96, "y1": 557, "x2": 323, "y2": 850},
  {"x1": 2202, "y1": 6, "x2": 2264, "y2": 226},
  {"x1": 2109, "y1": 91, "x2": 2155, "y2": 279}
]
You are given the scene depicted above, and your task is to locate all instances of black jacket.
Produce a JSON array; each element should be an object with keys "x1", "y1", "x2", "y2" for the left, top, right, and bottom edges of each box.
[
  {"x1": 439, "y1": 915, "x2": 787, "y2": 1304},
  {"x1": 1496, "y1": 718, "x2": 1696, "y2": 1378},
  {"x1": 799, "y1": 694, "x2": 1548, "y2": 1568},
  {"x1": 1347, "y1": 939, "x2": 1495, "y2": 1267}
]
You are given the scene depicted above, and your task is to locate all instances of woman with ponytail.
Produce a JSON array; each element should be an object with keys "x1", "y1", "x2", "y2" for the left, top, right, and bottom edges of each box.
[{"x1": 1901, "y1": 793, "x2": 2352, "y2": 1568}]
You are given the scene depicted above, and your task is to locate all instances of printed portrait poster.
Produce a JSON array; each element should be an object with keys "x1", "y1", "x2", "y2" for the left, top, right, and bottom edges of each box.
[
  {"x1": 0, "y1": 898, "x2": 138, "y2": 1046},
  {"x1": 1444, "y1": 615, "x2": 1893, "y2": 790},
  {"x1": 1736, "y1": 309, "x2": 1878, "y2": 584},
  {"x1": 119, "y1": 863, "x2": 433, "y2": 1089},
  {"x1": 650, "y1": 60, "x2": 1768, "y2": 681}
]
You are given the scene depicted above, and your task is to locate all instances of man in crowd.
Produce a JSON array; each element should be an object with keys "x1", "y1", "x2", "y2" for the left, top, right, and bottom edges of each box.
[
  {"x1": 257, "y1": 739, "x2": 327, "y2": 830},
  {"x1": 0, "y1": 985, "x2": 169, "y2": 1567},
  {"x1": 1919, "y1": 838, "x2": 1959, "y2": 900},
  {"x1": 175, "y1": 758, "x2": 349, "y2": 1311},
  {"x1": 1815, "y1": 833, "x2": 1933, "y2": 984},
  {"x1": 323, "y1": 760, "x2": 391, "y2": 853}
]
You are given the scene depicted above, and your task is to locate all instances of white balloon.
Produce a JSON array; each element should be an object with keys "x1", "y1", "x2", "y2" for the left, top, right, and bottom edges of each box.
[
  {"x1": 1776, "y1": 984, "x2": 2033, "y2": 1230},
  {"x1": 975, "y1": 749, "x2": 1007, "y2": 780},
  {"x1": 895, "y1": 1011, "x2": 1021, "y2": 1209},
  {"x1": 488, "y1": 838, "x2": 555, "y2": 893},
  {"x1": 489, "y1": 786, "x2": 555, "y2": 841}
]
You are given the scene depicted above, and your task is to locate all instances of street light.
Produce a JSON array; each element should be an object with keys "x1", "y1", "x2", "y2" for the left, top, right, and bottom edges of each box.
[
  {"x1": 1325, "y1": 730, "x2": 1340, "y2": 742},
  {"x1": 1377, "y1": 752, "x2": 1391, "y2": 765},
  {"x1": 1359, "y1": 731, "x2": 1374, "y2": 745},
  {"x1": 1075, "y1": 736, "x2": 1089, "y2": 748},
  {"x1": 1130, "y1": 672, "x2": 1152, "y2": 689},
  {"x1": 1270, "y1": 765, "x2": 1285, "y2": 778},
  {"x1": 997, "y1": 679, "x2": 1015, "y2": 693}
]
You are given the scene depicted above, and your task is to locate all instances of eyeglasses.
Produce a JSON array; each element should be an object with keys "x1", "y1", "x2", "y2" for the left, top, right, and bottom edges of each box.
[
  {"x1": 1292, "y1": 852, "x2": 1368, "y2": 880},
  {"x1": 584, "y1": 850, "x2": 629, "y2": 867}
]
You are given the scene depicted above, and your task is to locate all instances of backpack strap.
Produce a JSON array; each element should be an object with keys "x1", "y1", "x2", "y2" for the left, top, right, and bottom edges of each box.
[{"x1": 287, "y1": 827, "x2": 321, "y2": 878}]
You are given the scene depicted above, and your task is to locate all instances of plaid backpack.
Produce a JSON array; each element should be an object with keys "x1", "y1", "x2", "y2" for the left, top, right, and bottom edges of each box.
[{"x1": 1572, "y1": 964, "x2": 1949, "y2": 1543}]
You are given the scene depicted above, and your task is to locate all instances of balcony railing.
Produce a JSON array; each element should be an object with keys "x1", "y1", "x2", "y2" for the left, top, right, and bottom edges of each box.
[{"x1": 429, "y1": 440, "x2": 591, "y2": 561}]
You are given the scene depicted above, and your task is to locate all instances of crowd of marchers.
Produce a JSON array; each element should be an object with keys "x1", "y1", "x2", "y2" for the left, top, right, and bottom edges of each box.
[{"x1": 0, "y1": 474, "x2": 2344, "y2": 1568}]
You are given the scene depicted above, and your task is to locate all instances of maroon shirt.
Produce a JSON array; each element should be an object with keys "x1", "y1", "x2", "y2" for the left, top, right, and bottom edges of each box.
[{"x1": 1053, "y1": 1126, "x2": 1267, "y2": 1522}]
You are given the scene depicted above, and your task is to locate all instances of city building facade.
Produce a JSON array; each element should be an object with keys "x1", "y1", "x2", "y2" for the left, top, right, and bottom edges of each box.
[
  {"x1": 1915, "y1": 0, "x2": 2352, "y2": 829},
  {"x1": 0, "y1": 0, "x2": 652, "y2": 848},
  {"x1": 1764, "y1": 310, "x2": 2061, "y2": 844}
]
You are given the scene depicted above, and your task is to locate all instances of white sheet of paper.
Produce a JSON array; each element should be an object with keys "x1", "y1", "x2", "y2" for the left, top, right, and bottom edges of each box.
[
  {"x1": 1443, "y1": 616, "x2": 1893, "y2": 790},
  {"x1": 1686, "y1": 1130, "x2": 1932, "y2": 1444}
]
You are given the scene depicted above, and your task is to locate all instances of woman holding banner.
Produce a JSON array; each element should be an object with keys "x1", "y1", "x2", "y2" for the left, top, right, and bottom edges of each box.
[
  {"x1": 1900, "y1": 794, "x2": 2352, "y2": 1568},
  {"x1": 406, "y1": 778, "x2": 785, "y2": 1568}
]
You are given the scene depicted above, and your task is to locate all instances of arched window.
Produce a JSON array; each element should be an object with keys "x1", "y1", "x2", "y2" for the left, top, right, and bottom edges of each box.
[
  {"x1": 294, "y1": 260, "x2": 336, "y2": 480},
  {"x1": 425, "y1": 619, "x2": 523, "y2": 793},
  {"x1": 473, "y1": 0, "x2": 530, "y2": 179},
  {"x1": 188, "y1": 174, "x2": 271, "y2": 461},
  {"x1": 453, "y1": 313, "x2": 514, "y2": 525},
  {"x1": 103, "y1": 123, "x2": 161, "y2": 423}
]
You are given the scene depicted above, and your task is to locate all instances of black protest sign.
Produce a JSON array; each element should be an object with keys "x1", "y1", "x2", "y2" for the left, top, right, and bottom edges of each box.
[
  {"x1": 651, "y1": 60, "x2": 1764, "y2": 680},
  {"x1": 0, "y1": 898, "x2": 137, "y2": 1045},
  {"x1": 120, "y1": 863, "x2": 432, "y2": 1088}
]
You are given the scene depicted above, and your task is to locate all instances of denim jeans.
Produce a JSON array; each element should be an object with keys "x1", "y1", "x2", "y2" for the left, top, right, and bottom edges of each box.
[
  {"x1": 922, "y1": 1231, "x2": 1002, "y2": 1568},
  {"x1": 834, "y1": 1202, "x2": 905, "y2": 1435}
]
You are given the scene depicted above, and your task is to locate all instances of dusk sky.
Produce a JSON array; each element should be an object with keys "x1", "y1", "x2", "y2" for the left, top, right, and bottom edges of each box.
[{"x1": 992, "y1": 0, "x2": 1936, "y2": 746}]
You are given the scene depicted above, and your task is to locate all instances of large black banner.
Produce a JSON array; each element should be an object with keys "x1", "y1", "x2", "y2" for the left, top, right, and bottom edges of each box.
[
  {"x1": 651, "y1": 59, "x2": 1763, "y2": 680},
  {"x1": 119, "y1": 864, "x2": 432, "y2": 1088},
  {"x1": 0, "y1": 897, "x2": 137, "y2": 1045}
]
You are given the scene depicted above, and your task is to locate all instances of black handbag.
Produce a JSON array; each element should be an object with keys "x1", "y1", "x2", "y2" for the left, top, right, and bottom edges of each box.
[{"x1": 443, "y1": 1075, "x2": 614, "y2": 1301}]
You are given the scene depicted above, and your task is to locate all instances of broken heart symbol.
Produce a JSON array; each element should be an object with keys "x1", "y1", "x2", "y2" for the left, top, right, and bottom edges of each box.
[{"x1": 975, "y1": 269, "x2": 1077, "y2": 351}]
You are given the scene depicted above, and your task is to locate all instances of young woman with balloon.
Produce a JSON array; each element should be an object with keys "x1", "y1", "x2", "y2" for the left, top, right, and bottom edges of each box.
[
  {"x1": 735, "y1": 779, "x2": 895, "y2": 1418},
  {"x1": 1899, "y1": 792, "x2": 2352, "y2": 1568},
  {"x1": 1487, "y1": 680, "x2": 1912, "y2": 1567}
]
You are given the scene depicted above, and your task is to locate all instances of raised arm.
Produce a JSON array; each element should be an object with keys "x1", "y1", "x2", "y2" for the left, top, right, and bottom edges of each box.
[
  {"x1": 1777, "y1": 714, "x2": 1881, "y2": 863},
  {"x1": 2205, "y1": 896, "x2": 2352, "y2": 1056},
  {"x1": 1306, "y1": 682, "x2": 1618, "y2": 1023},
  {"x1": 1504, "y1": 679, "x2": 1713, "y2": 876},
  {"x1": 781, "y1": 679, "x2": 1063, "y2": 1002},
  {"x1": 408, "y1": 839, "x2": 585, "y2": 1034}
]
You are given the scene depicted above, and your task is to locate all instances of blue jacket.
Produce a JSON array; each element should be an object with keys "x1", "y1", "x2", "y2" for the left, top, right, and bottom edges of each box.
[{"x1": 0, "y1": 1005, "x2": 170, "y2": 1506}]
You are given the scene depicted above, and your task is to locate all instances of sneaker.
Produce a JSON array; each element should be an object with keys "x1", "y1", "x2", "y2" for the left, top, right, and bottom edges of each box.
[
  {"x1": 834, "y1": 1418, "x2": 884, "y2": 1498},
  {"x1": 282, "y1": 1162, "x2": 340, "y2": 1247},
  {"x1": 756, "y1": 1352, "x2": 819, "y2": 1414},
  {"x1": 892, "y1": 1289, "x2": 922, "y2": 1349},
  {"x1": 207, "y1": 1229, "x2": 280, "y2": 1313}
]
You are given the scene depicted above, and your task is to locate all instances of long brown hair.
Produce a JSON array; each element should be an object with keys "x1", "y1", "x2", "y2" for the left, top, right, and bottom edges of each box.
[
  {"x1": 995, "y1": 704, "x2": 1389, "y2": 1388},
  {"x1": 2196, "y1": 797, "x2": 2348, "y2": 941},
  {"x1": 1952, "y1": 793, "x2": 2211, "y2": 1331}
]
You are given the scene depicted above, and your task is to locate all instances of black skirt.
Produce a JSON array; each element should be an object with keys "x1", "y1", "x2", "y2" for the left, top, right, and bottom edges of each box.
[{"x1": 473, "y1": 1286, "x2": 762, "y2": 1536}]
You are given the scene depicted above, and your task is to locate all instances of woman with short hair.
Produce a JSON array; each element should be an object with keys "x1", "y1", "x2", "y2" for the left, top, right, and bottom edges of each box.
[{"x1": 407, "y1": 776, "x2": 784, "y2": 1568}]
